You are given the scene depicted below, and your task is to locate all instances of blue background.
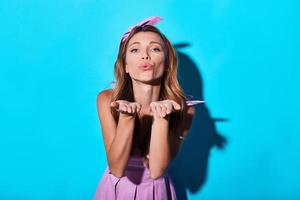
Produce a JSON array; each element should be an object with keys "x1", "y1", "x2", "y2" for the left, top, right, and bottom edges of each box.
[{"x1": 0, "y1": 0, "x2": 299, "y2": 199}]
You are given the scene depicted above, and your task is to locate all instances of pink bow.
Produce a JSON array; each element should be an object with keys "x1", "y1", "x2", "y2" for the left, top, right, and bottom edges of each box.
[{"x1": 121, "y1": 16, "x2": 162, "y2": 42}]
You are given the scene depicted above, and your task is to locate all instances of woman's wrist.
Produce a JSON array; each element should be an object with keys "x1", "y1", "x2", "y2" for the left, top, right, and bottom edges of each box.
[
  {"x1": 119, "y1": 112, "x2": 136, "y2": 120},
  {"x1": 152, "y1": 114, "x2": 170, "y2": 123}
]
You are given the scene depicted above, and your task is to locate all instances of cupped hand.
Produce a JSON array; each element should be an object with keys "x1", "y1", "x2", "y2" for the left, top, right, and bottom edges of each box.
[
  {"x1": 150, "y1": 100, "x2": 181, "y2": 118},
  {"x1": 110, "y1": 100, "x2": 142, "y2": 115}
]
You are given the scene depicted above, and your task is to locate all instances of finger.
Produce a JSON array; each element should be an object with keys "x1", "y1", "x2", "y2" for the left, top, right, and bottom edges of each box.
[
  {"x1": 135, "y1": 103, "x2": 142, "y2": 113},
  {"x1": 156, "y1": 104, "x2": 163, "y2": 117},
  {"x1": 130, "y1": 104, "x2": 137, "y2": 114},
  {"x1": 172, "y1": 101, "x2": 181, "y2": 110},
  {"x1": 129, "y1": 104, "x2": 135, "y2": 113},
  {"x1": 133, "y1": 103, "x2": 140, "y2": 113},
  {"x1": 110, "y1": 101, "x2": 119, "y2": 108},
  {"x1": 161, "y1": 104, "x2": 167, "y2": 117},
  {"x1": 124, "y1": 104, "x2": 132, "y2": 113},
  {"x1": 119, "y1": 103, "x2": 127, "y2": 113},
  {"x1": 155, "y1": 104, "x2": 161, "y2": 113},
  {"x1": 165, "y1": 103, "x2": 173, "y2": 114}
]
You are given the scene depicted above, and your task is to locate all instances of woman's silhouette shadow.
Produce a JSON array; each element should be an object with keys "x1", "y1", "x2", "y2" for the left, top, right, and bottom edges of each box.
[{"x1": 168, "y1": 43, "x2": 228, "y2": 200}]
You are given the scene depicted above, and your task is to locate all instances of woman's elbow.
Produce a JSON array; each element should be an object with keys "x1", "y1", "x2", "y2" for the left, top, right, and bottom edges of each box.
[
  {"x1": 149, "y1": 168, "x2": 165, "y2": 179},
  {"x1": 108, "y1": 167, "x2": 124, "y2": 178},
  {"x1": 108, "y1": 162, "x2": 125, "y2": 178}
]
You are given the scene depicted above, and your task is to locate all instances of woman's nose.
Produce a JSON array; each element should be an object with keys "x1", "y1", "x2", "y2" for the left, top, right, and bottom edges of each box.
[{"x1": 141, "y1": 51, "x2": 150, "y2": 60}]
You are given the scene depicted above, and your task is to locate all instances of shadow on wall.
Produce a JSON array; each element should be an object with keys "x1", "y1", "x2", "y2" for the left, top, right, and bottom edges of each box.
[{"x1": 168, "y1": 43, "x2": 228, "y2": 200}]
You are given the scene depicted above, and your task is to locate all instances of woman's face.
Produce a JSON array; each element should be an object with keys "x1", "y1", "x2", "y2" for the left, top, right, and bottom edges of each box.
[{"x1": 125, "y1": 31, "x2": 166, "y2": 84}]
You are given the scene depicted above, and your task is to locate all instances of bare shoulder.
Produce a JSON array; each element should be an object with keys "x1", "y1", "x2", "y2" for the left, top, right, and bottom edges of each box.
[
  {"x1": 96, "y1": 89, "x2": 114, "y2": 121},
  {"x1": 97, "y1": 89, "x2": 114, "y2": 105},
  {"x1": 96, "y1": 89, "x2": 117, "y2": 155},
  {"x1": 97, "y1": 89, "x2": 114, "y2": 100}
]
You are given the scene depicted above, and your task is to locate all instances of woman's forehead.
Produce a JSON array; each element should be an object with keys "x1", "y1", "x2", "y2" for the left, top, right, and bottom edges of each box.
[{"x1": 128, "y1": 32, "x2": 164, "y2": 46}]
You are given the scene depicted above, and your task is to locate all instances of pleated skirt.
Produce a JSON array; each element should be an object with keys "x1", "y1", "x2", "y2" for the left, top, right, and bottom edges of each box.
[{"x1": 94, "y1": 155, "x2": 177, "y2": 200}]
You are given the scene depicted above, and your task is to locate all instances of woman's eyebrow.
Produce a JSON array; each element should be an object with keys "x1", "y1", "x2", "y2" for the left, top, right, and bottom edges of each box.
[
  {"x1": 149, "y1": 41, "x2": 163, "y2": 47},
  {"x1": 129, "y1": 42, "x2": 140, "y2": 47},
  {"x1": 129, "y1": 41, "x2": 163, "y2": 47}
]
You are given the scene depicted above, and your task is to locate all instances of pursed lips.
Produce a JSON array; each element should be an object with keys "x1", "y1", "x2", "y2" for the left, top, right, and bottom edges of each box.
[{"x1": 139, "y1": 63, "x2": 154, "y2": 71}]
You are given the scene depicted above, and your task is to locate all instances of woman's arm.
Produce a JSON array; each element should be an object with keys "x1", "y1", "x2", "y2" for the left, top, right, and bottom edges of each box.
[
  {"x1": 148, "y1": 104, "x2": 195, "y2": 179},
  {"x1": 148, "y1": 115, "x2": 171, "y2": 179},
  {"x1": 96, "y1": 90, "x2": 136, "y2": 178}
]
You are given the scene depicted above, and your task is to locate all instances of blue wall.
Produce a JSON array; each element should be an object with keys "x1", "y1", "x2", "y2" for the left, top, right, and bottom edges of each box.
[{"x1": 0, "y1": 0, "x2": 299, "y2": 199}]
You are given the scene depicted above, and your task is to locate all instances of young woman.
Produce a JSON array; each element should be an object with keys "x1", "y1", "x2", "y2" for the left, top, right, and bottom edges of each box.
[{"x1": 94, "y1": 16, "x2": 200, "y2": 200}]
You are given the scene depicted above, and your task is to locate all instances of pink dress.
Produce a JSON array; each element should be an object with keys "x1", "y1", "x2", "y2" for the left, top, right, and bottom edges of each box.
[{"x1": 93, "y1": 155, "x2": 177, "y2": 200}]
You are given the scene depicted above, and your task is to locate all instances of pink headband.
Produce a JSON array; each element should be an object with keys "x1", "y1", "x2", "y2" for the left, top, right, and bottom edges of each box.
[{"x1": 121, "y1": 16, "x2": 162, "y2": 43}]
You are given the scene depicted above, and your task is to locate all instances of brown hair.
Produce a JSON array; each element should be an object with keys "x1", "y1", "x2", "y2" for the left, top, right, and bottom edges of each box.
[{"x1": 111, "y1": 25, "x2": 188, "y2": 156}]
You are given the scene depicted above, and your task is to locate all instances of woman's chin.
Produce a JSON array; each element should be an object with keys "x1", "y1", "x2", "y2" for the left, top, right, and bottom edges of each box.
[{"x1": 133, "y1": 76, "x2": 163, "y2": 85}]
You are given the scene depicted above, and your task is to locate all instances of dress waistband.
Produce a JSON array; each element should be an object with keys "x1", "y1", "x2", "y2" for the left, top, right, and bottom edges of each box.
[
  {"x1": 126, "y1": 155, "x2": 147, "y2": 168},
  {"x1": 105, "y1": 155, "x2": 169, "y2": 184}
]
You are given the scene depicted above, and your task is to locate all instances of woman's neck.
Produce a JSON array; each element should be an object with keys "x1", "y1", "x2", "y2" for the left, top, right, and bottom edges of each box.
[{"x1": 132, "y1": 80, "x2": 161, "y2": 107}]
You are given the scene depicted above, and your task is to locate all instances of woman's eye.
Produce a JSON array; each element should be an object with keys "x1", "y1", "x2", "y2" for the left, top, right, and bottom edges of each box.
[
  {"x1": 152, "y1": 47, "x2": 161, "y2": 52},
  {"x1": 130, "y1": 48, "x2": 138, "y2": 53}
]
